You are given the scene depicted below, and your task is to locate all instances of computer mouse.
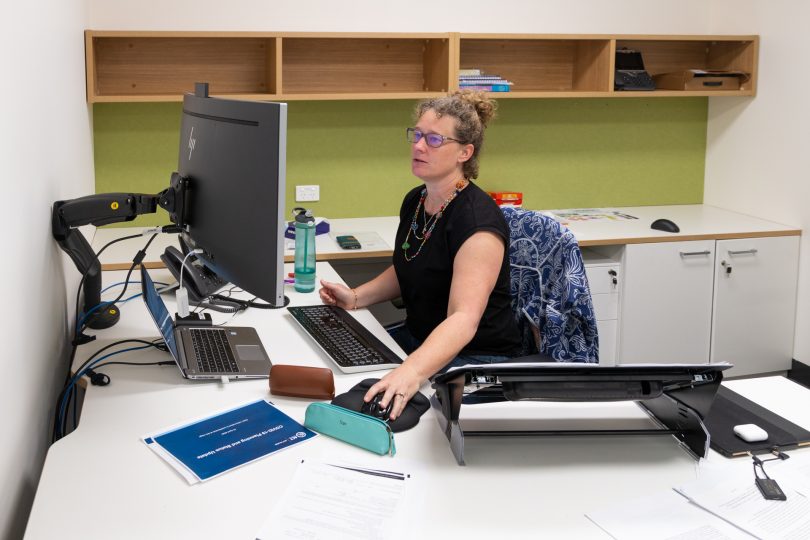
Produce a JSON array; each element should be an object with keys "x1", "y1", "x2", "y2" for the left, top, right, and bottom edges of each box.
[
  {"x1": 650, "y1": 218, "x2": 680, "y2": 233},
  {"x1": 733, "y1": 423, "x2": 769, "y2": 443},
  {"x1": 360, "y1": 392, "x2": 393, "y2": 421}
]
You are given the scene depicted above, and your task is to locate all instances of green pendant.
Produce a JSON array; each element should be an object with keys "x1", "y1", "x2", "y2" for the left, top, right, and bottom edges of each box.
[{"x1": 402, "y1": 241, "x2": 410, "y2": 250}]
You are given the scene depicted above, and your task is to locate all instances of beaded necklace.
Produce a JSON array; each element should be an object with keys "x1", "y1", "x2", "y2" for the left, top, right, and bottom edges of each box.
[{"x1": 401, "y1": 179, "x2": 468, "y2": 262}]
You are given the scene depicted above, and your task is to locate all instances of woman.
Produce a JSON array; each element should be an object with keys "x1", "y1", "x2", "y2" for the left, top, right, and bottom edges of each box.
[{"x1": 319, "y1": 90, "x2": 521, "y2": 420}]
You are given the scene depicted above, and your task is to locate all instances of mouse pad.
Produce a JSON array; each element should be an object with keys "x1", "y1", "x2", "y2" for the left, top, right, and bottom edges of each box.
[
  {"x1": 704, "y1": 386, "x2": 810, "y2": 457},
  {"x1": 332, "y1": 378, "x2": 430, "y2": 433}
]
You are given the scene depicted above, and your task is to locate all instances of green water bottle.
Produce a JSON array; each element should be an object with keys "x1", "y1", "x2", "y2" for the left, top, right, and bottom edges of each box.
[{"x1": 293, "y1": 208, "x2": 316, "y2": 293}]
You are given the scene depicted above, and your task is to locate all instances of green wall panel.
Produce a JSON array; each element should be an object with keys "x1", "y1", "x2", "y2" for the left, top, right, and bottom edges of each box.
[{"x1": 93, "y1": 98, "x2": 706, "y2": 227}]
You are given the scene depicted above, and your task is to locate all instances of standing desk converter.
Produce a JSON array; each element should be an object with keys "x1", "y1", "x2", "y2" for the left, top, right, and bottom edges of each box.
[{"x1": 432, "y1": 361, "x2": 731, "y2": 465}]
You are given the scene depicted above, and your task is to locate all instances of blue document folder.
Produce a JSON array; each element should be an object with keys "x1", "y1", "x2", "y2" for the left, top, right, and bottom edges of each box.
[{"x1": 145, "y1": 400, "x2": 316, "y2": 481}]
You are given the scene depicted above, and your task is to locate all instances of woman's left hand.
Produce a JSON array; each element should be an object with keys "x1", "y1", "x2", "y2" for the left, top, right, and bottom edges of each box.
[{"x1": 363, "y1": 363, "x2": 425, "y2": 421}]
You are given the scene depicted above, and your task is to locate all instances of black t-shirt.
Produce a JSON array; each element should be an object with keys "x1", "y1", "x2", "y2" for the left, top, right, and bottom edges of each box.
[{"x1": 392, "y1": 181, "x2": 521, "y2": 356}]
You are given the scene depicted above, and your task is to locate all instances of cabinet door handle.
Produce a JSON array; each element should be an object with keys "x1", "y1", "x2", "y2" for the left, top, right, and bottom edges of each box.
[
  {"x1": 727, "y1": 248, "x2": 758, "y2": 256},
  {"x1": 679, "y1": 250, "x2": 711, "y2": 257}
]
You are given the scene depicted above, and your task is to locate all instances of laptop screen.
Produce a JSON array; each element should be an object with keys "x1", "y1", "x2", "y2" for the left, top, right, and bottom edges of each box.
[{"x1": 140, "y1": 266, "x2": 180, "y2": 361}]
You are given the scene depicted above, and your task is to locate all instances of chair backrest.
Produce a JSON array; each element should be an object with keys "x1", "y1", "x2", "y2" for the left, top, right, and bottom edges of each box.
[{"x1": 502, "y1": 207, "x2": 599, "y2": 363}]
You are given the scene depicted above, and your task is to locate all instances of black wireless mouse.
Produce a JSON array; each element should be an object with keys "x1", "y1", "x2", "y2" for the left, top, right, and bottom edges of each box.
[
  {"x1": 651, "y1": 218, "x2": 680, "y2": 233},
  {"x1": 360, "y1": 392, "x2": 393, "y2": 421}
]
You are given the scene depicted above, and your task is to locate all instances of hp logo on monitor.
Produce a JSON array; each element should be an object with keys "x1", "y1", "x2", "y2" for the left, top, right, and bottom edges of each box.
[{"x1": 187, "y1": 127, "x2": 196, "y2": 160}]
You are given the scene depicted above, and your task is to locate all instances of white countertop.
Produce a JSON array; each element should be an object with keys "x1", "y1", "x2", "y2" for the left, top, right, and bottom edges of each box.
[{"x1": 92, "y1": 205, "x2": 799, "y2": 270}]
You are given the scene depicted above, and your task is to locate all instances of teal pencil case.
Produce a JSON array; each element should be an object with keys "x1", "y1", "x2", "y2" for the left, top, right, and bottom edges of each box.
[{"x1": 304, "y1": 402, "x2": 396, "y2": 456}]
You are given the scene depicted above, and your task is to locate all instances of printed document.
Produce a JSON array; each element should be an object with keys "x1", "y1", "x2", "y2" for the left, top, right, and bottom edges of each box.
[
  {"x1": 676, "y1": 472, "x2": 810, "y2": 539},
  {"x1": 143, "y1": 399, "x2": 316, "y2": 483},
  {"x1": 256, "y1": 460, "x2": 414, "y2": 540},
  {"x1": 586, "y1": 489, "x2": 754, "y2": 539}
]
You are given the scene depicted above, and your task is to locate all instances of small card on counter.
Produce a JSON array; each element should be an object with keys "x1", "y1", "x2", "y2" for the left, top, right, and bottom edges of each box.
[{"x1": 143, "y1": 399, "x2": 316, "y2": 484}]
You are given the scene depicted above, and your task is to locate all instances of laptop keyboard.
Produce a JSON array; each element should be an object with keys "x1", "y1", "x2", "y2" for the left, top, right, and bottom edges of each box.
[{"x1": 189, "y1": 328, "x2": 239, "y2": 373}]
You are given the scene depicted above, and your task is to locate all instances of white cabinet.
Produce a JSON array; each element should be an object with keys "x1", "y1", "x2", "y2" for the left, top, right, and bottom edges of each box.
[
  {"x1": 582, "y1": 250, "x2": 620, "y2": 365},
  {"x1": 711, "y1": 237, "x2": 800, "y2": 376},
  {"x1": 618, "y1": 240, "x2": 716, "y2": 364},
  {"x1": 616, "y1": 236, "x2": 800, "y2": 375}
]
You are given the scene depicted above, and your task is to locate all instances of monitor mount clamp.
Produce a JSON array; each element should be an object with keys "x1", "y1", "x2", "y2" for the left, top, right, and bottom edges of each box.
[{"x1": 51, "y1": 173, "x2": 188, "y2": 330}]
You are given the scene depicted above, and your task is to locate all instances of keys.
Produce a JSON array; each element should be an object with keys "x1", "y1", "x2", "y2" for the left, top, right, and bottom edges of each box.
[{"x1": 190, "y1": 328, "x2": 238, "y2": 373}]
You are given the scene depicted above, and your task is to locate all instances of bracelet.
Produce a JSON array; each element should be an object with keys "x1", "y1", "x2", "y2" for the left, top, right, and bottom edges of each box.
[{"x1": 351, "y1": 288, "x2": 358, "y2": 311}]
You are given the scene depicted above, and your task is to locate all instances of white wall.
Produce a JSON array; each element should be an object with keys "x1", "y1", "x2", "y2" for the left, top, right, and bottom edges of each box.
[
  {"x1": 88, "y1": 0, "x2": 712, "y2": 34},
  {"x1": 705, "y1": 1, "x2": 810, "y2": 363},
  {"x1": 0, "y1": 1, "x2": 93, "y2": 539}
]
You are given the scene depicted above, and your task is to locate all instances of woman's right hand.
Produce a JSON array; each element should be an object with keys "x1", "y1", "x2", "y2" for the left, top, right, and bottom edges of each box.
[{"x1": 318, "y1": 280, "x2": 357, "y2": 310}]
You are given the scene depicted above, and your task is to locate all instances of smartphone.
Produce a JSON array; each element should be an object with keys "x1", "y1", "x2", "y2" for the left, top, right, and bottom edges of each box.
[{"x1": 335, "y1": 235, "x2": 361, "y2": 250}]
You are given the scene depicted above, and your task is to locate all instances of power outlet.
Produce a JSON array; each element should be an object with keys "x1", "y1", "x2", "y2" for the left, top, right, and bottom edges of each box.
[{"x1": 295, "y1": 185, "x2": 320, "y2": 202}]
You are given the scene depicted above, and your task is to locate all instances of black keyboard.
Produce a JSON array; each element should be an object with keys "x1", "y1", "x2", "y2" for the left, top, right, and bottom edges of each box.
[
  {"x1": 189, "y1": 328, "x2": 239, "y2": 373},
  {"x1": 287, "y1": 305, "x2": 403, "y2": 373}
]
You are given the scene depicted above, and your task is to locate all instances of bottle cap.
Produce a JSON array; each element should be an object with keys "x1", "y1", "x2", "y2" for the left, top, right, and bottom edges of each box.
[{"x1": 292, "y1": 207, "x2": 315, "y2": 224}]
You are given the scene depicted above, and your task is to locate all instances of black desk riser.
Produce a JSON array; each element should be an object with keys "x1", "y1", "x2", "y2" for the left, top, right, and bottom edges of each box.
[{"x1": 430, "y1": 359, "x2": 731, "y2": 465}]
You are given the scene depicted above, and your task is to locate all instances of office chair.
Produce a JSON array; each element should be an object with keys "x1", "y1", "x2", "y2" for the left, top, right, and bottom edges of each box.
[{"x1": 502, "y1": 207, "x2": 599, "y2": 363}]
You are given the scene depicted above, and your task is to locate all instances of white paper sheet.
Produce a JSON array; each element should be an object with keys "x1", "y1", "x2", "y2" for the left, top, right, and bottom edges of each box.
[
  {"x1": 256, "y1": 460, "x2": 414, "y2": 540},
  {"x1": 676, "y1": 473, "x2": 810, "y2": 539},
  {"x1": 586, "y1": 489, "x2": 754, "y2": 540}
]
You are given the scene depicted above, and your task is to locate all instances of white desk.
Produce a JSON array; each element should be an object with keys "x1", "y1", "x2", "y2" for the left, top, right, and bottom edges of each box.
[
  {"x1": 92, "y1": 205, "x2": 799, "y2": 270},
  {"x1": 94, "y1": 216, "x2": 400, "y2": 270},
  {"x1": 25, "y1": 262, "x2": 810, "y2": 539}
]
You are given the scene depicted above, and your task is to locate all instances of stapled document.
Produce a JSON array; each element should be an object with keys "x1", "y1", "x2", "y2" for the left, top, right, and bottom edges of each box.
[{"x1": 256, "y1": 459, "x2": 416, "y2": 540}]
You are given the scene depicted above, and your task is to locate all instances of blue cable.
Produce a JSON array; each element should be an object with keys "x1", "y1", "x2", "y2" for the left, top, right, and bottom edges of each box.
[
  {"x1": 57, "y1": 344, "x2": 154, "y2": 437},
  {"x1": 77, "y1": 281, "x2": 170, "y2": 334}
]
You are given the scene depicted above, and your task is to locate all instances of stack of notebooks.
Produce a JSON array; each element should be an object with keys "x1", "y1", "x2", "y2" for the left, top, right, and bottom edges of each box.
[{"x1": 459, "y1": 68, "x2": 513, "y2": 92}]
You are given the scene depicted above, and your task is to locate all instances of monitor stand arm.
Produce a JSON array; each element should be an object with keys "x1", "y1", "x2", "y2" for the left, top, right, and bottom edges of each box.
[{"x1": 52, "y1": 173, "x2": 188, "y2": 330}]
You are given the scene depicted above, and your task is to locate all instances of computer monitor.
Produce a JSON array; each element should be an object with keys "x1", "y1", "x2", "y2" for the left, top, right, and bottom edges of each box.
[{"x1": 176, "y1": 87, "x2": 287, "y2": 307}]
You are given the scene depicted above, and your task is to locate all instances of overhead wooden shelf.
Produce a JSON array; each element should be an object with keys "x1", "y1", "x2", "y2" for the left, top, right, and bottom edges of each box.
[{"x1": 85, "y1": 31, "x2": 758, "y2": 103}]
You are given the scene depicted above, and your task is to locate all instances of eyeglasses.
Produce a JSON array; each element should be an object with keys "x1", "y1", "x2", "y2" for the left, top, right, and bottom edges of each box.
[{"x1": 406, "y1": 127, "x2": 462, "y2": 148}]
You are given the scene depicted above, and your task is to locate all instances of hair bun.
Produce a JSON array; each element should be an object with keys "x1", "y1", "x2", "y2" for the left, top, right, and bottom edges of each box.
[{"x1": 453, "y1": 89, "x2": 497, "y2": 128}]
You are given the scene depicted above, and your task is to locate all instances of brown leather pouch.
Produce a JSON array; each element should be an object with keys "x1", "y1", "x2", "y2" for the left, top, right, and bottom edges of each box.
[{"x1": 269, "y1": 364, "x2": 335, "y2": 400}]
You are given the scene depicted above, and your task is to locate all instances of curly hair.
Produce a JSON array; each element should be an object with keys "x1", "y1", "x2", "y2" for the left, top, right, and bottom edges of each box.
[{"x1": 414, "y1": 90, "x2": 497, "y2": 180}]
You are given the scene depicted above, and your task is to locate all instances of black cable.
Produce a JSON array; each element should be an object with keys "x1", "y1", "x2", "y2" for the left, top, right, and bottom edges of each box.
[
  {"x1": 55, "y1": 232, "x2": 145, "y2": 443},
  {"x1": 211, "y1": 293, "x2": 290, "y2": 309},
  {"x1": 55, "y1": 338, "x2": 168, "y2": 441},
  {"x1": 59, "y1": 339, "x2": 140, "y2": 437},
  {"x1": 751, "y1": 451, "x2": 788, "y2": 480},
  {"x1": 193, "y1": 298, "x2": 244, "y2": 313},
  {"x1": 72, "y1": 232, "x2": 143, "y2": 343},
  {"x1": 61, "y1": 234, "x2": 157, "y2": 429},
  {"x1": 93, "y1": 233, "x2": 161, "y2": 328},
  {"x1": 53, "y1": 344, "x2": 78, "y2": 442}
]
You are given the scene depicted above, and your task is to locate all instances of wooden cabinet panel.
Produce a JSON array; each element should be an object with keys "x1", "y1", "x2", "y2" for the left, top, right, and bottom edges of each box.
[
  {"x1": 459, "y1": 38, "x2": 612, "y2": 93},
  {"x1": 282, "y1": 38, "x2": 449, "y2": 94},
  {"x1": 85, "y1": 31, "x2": 758, "y2": 103},
  {"x1": 92, "y1": 36, "x2": 278, "y2": 99}
]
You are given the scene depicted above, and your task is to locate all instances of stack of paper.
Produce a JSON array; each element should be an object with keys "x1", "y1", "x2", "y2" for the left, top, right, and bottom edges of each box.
[
  {"x1": 143, "y1": 399, "x2": 316, "y2": 484},
  {"x1": 587, "y1": 454, "x2": 810, "y2": 539},
  {"x1": 675, "y1": 464, "x2": 810, "y2": 539},
  {"x1": 586, "y1": 490, "x2": 755, "y2": 539},
  {"x1": 256, "y1": 460, "x2": 418, "y2": 540}
]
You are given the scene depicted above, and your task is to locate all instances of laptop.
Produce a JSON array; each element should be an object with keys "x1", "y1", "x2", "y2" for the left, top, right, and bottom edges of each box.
[{"x1": 140, "y1": 265, "x2": 272, "y2": 380}]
